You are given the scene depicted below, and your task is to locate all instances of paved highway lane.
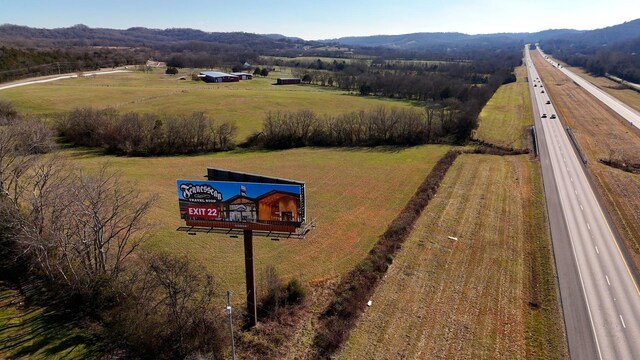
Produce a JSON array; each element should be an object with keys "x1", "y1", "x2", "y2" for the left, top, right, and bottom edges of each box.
[
  {"x1": 526, "y1": 46, "x2": 640, "y2": 360},
  {"x1": 537, "y1": 48, "x2": 640, "y2": 130}
]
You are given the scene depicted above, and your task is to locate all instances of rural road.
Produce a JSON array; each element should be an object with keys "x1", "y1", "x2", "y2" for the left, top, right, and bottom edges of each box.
[
  {"x1": 0, "y1": 70, "x2": 130, "y2": 91},
  {"x1": 537, "y1": 48, "x2": 640, "y2": 130},
  {"x1": 526, "y1": 46, "x2": 640, "y2": 360}
]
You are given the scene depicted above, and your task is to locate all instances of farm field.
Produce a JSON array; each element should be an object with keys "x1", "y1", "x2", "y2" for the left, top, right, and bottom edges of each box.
[
  {"x1": 0, "y1": 69, "x2": 417, "y2": 141},
  {"x1": 339, "y1": 154, "x2": 567, "y2": 360},
  {"x1": 532, "y1": 49, "x2": 640, "y2": 277},
  {"x1": 474, "y1": 65, "x2": 532, "y2": 149},
  {"x1": 66, "y1": 145, "x2": 451, "y2": 297}
]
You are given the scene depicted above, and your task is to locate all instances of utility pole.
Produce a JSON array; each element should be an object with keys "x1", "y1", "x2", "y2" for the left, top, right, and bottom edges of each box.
[{"x1": 226, "y1": 291, "x2": 236, "y2": 360}]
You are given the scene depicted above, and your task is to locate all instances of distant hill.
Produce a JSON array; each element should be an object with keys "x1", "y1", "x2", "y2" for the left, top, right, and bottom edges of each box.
[
  {"x1": 0, "y1": 24, "x2": 312, "y2": 49},
  {"x1": 543, "y1": 19, "x2": 640, "y2": 46},
  {"x1": 540, "y1": 19, "x2": 640, "y2": 83},
  {"x1": 324, "y1": 19, "x2": 640, "y2": 52},
  {"x1": 325, "y1": 29, "x2": 581, "y2": 51},
  {"x1": 263, "y1": 33, "x2": 305, "y2": 42}
]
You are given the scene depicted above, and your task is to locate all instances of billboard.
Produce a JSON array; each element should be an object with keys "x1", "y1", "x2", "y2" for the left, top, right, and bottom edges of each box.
[{"x1": 177, "y1": 178, "x2": 305, "y2": 232}]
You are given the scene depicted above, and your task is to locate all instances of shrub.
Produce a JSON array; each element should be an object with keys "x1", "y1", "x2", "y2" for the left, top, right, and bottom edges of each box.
[
  {"x1": 258, "y1": 265, "x2": 306, "y2": 318},
  {"x1": 8, "y1": 116, "x2": 57, "y2": 154},
  {"x1": 110, "y1": 253, "x2": 229, "y2": 359},
  {"x1": 0, "y1": 99, "x2": 18, "y2": 124}
]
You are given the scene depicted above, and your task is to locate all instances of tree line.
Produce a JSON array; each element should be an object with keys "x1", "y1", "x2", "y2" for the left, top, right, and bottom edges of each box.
[
  {"x1": 57, "y1": 107, "x2": 237, "y2": 155},
  {"x1": 0, "y1": 46, "x2": 152, "y2": 83},
  {"x1": 543, "y1": 36, "x2": 640, "y2": 84},
  {"x1": 274, "y1": 51, "x2": 519, "y2": 142},
  {"x1": 247, "y1": 104, "x2": 476, "y2": 149}
]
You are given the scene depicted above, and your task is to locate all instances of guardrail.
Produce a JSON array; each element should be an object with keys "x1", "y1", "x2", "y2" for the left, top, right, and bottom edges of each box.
[{"x1": 566, "y1": 127, "x2": 588, "y2": 165}]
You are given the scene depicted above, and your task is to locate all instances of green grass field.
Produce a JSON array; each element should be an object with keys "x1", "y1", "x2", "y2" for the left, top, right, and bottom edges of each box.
[
  {"x1": 67, "y1": 145, "x2": 451, "y2": 299},
  {"x1": 0, "y1": 70, "x2": 417, "y2": 141},
  {"x1": 0, "y1": 286, "x2": 98, "y2": 359},
  {"x1": 474, "y1": 66, "x2": 532, "y2": 149}
]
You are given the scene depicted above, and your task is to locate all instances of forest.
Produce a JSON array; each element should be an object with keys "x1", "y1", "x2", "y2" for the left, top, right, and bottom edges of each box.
[{"x1": 541, "y1": 19, "x2": 640, "y2": 83}]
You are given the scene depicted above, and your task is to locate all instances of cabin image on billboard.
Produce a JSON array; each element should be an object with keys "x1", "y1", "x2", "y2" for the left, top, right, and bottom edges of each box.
[{"x1": 256, "y1": 190, "x2": 299, "y2": 222}]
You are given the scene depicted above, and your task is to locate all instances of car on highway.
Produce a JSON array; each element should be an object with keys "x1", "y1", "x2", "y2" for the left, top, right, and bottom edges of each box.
[
  {"x1": 550, "y1": 114, "x2": 556, "y2": 119},
  {"x1": 541, "y1": 90, "x2": 545, "y2": 93},
  {"x1": 546, "y1": 100, "x2": 551, "y2": 104},
  {"x1": 542, "y1": 114, "x2": 547, "y2": 118}
]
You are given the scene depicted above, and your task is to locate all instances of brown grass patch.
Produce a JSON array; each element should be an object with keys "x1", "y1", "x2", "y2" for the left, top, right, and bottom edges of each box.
[{"x1": 339, "y1": 155, "x2": 566, "y2": 359}]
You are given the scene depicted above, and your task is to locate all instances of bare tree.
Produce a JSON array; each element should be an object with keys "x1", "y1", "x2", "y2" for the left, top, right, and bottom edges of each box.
[
  {"x1": 115, "y1": 252, "x2": 228, "y2": 358},
  {"x1": 15, "y1": 163, "x2": 156, "y2": 289}
]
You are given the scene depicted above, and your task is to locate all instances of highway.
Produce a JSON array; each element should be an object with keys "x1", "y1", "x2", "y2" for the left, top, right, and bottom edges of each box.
[
  {"x1": 537, "y1": 48, "x2": 640, "y2": 130},
  {"x1": 0, "y1": 70, "x2": 130, "y2": 91},
  {"x1": 526, "y1": 46, "x2": 640, "y2": 360}
]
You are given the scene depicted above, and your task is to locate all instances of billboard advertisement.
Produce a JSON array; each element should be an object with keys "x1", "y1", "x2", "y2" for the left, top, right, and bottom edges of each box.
[{"x1": 177, "y1": 179, "x2": 305, "y2": 232}]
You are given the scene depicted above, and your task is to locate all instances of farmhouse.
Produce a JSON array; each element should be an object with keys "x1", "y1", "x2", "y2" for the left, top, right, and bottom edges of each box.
[
  {"x1": 276, "y1": 77, "x2": 301, "y2": 85},
  {"x1": 231, "y1": 72, "x2": 253, "y2": 80},
  {"x1": 199, "y1": 71, "x2": 240, "y2": 83}
]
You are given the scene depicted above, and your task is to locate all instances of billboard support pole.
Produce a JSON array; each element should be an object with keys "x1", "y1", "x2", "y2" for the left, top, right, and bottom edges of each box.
[{"x1": 243, "y1": 229, "x2": 257, "y2": 327}]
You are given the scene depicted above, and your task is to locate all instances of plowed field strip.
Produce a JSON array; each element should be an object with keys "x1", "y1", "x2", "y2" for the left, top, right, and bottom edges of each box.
[{"x1": 340, "y1": 155, "x2": 566, "y2": 359}]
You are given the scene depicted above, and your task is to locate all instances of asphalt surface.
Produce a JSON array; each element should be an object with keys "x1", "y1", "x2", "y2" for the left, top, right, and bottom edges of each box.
[
  {"x1": 537, "y1": 48, "x2": 640, "y2": 130},
  {"x1": 526, "y1": 46, "x2": 640, "y2": 360},
  {"x1": 0, "y1": 70, "x2": 130, "y2": 91}
]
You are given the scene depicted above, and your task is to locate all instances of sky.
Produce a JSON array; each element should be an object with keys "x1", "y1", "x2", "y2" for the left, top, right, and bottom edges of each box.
[{"x1": 0, "y1": 0, "x2": 638, "y2": 40}]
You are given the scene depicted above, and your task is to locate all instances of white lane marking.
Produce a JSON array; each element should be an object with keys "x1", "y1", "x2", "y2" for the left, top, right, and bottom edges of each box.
[
  {"x1": 570, "y1": 177, "x2": 573, "y2": 182},
  {"x1": 580, "y1": 204, "x2": 584, "y2": 211},
  {"x1": 620, "y1": 315, "x2": 626, "y2": 329},
  {"x1": 575, "y1": 190, "x2": 578, "y2": 195},
  {"x1": 595, "y1": 246, "x2": 600, "y2": 254},
  {"x1": 606, "y1": 275, "x2": 611, "y2": 286},
  {"x1": 587, "y1": 223, "x2": 591, "y2": 230}
]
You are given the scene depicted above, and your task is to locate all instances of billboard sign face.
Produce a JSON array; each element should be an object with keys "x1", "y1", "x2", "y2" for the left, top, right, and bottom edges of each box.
[{"x1": 177, "y1": 179, "x2": 305, "y2": 232}]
